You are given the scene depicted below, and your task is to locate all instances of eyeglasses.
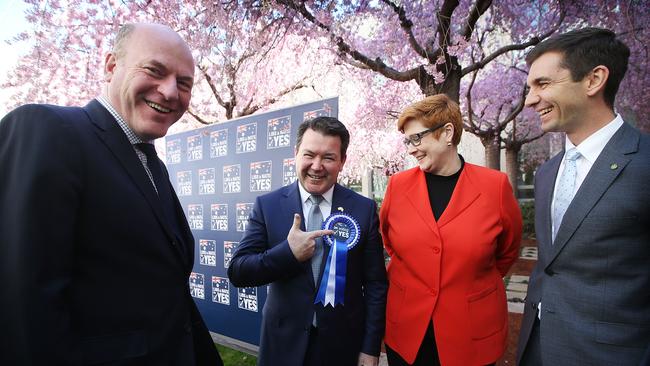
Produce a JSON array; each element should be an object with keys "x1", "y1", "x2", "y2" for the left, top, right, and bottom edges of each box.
[{"x1": 402, "y1": 123, "x2": 446, "y2": 147}]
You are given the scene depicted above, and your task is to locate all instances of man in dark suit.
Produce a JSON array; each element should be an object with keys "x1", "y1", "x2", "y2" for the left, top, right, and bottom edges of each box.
[
  {"x1": 0, "y1": 23, "x2": 223, "y2": 366},
  {"x1": 517, "y1": 27, "x2": 650, "y2": 366},
  {"x1": 228, "y1": 117, "x2": 388, "y2": 366}
]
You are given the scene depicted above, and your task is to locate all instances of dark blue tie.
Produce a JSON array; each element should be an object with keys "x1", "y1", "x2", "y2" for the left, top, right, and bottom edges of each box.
[{"x1": 137, "y1": 143, "x2": 188, "y2": 262}]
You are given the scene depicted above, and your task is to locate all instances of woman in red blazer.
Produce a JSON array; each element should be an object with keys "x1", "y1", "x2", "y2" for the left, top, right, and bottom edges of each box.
[{"x1": 380, "y1": 94, "x2": 522, "y2": 366}]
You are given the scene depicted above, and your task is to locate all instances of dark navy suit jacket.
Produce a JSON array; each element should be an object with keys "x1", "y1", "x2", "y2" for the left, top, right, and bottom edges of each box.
[
  {"x1": 0, "y1": 101, "x2": 222, "y2": 366},
  {"x1": 228, "y1": 182, "x2": 387, "y2": 366}
]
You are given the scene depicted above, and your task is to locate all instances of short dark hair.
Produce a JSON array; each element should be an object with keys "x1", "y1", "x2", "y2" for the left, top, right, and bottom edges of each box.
[
  {"x1": 526, "y1": 27, "x2": 630, "y2": 108},
  {"x1": 296, "y1": 116, "x2": 350, "y2": 158}
]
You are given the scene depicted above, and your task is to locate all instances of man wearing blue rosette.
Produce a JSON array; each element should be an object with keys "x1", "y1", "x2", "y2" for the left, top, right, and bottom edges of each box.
[{"x1": 228, "y1": 117, "x2": 388, "y2": 366}]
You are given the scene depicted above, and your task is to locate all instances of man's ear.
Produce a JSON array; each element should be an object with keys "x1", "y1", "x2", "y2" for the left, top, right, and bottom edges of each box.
[
  {"x1": 104, "y1": 53, "x2": 117, "y2": 82},
  {"x1": 585, "y1": 65, "x2": 609, "y2": 97}
]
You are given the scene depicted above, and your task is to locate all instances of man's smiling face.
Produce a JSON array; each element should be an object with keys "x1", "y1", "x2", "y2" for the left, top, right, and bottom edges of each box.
[
  {"x1": 525, "y1": 51, "x2": 587, "y2": 134},
  {"x1": 105, "y1": 24, "x2": 195, "y2": 141},
  {"x1": 294, "y1": 128, "x2": 346, "y2": 195}
]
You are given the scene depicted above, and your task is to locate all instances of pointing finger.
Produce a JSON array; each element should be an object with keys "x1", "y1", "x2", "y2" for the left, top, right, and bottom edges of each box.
[{"x1": 307, "y1": 229, "x2": 334, "y2": 239}]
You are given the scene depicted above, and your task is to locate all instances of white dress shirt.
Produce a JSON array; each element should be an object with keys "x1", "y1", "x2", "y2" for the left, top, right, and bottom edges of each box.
[
  {"x1": 540, "y1": 114, "x2": 624, "y2": 319},
  {"x1": 550, "y1": 114, "x2": 624, "y2": 236},
  {"x1": 298, "y1": 182, "x2": 334, "y2": 228}
]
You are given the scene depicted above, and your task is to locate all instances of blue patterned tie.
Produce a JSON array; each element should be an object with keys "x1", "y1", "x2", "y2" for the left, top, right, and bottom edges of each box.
[
  {"x1": 552, "y1": 148, "x2": 581, "y2": 242},
  {"x1": 308, "y1": 195, "x2": 324, "y2": 284},
  {"x1": 137, "y1": 143, "x2": 188, "y2": 264}
]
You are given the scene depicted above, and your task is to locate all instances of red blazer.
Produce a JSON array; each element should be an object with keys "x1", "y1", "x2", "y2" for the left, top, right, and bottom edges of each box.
[{"x1": 379, "y1": 163, "x2": 522, "y2": 366}]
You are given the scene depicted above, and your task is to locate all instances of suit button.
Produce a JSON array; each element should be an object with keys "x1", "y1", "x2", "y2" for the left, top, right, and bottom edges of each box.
[
  {"x1": 171, "y1": 240, "x2": 177, "y2": 246},
  {"x1": 430, "y1": 289, "x2": 438, "y2": 296},
  {"x1": 432, "y1": 247, "x2": 440, "y2": 254},
  {"x1": 184, "y1": 323, "x2": 192, "y2": 333},
  {"x1": 545, "y1": 268, "x2": 555, "y2": 276}
]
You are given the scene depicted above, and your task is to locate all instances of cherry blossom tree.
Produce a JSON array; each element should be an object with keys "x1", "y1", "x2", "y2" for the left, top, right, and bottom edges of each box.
[
  {"x1": 257, "y1": 0, "x2": 565, "y2": 175},
  {"x1": 261, "y1": 0, "x2": 649, "y2": 177},
  {"x1": 267, "y1": 0, "x2": 563, "y2": 101},
  {"x1": 3, "y1": 0, "x2": 648, "y2": 183},
  {"x1": 1, "y1": 0, "x2": 319, "y2": 125}
]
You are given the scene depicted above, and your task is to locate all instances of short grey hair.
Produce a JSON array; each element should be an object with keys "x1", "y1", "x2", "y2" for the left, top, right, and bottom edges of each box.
[{"x1": 112, "y1": 23, "x2": 136, "y2": 58}]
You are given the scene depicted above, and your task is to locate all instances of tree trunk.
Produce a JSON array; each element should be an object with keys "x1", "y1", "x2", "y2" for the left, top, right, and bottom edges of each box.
[
  {"x1": 505, "y1": 147, "x2": 520, "y2": 197},
  {"x1": 482, "y1": 135, "x2": 500, "y2": 170},
  {"x1": 419, "y1": 60, "x2": 462, "y2": 102},
  {"x1": 225, "y1": 104, "x2": 234, "y2": 120}
]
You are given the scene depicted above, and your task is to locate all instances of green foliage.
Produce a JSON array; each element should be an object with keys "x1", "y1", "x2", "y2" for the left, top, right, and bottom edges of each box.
[
  {"x1": 216, "y1": 344, "x2": 257, "y2": 366},
  {"x1": 373, "y1": 196, "x2": 383, "y2": 209},
  {"x1": 519, "y1": 200, "x2": 535, "y2": 239}
]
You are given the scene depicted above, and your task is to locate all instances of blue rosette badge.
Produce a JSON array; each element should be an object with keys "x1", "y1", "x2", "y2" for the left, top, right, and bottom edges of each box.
[{"x1": 314, "y1": 210, "x2": 360, "y2": 307}]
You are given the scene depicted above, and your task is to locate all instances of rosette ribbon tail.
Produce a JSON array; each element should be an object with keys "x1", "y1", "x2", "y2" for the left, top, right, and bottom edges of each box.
[
  {"x1": 314, "y1": 239, "x2": 347, "y2": 306},
  {"x1": 333, "y1": 239, "x2": 346, "y2": 305}
]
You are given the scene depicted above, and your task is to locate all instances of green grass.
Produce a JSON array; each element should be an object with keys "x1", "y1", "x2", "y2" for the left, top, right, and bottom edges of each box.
[
  {"x1": 518, "y1": 200, "x2": 535, "y2": 239},
  {"x1": 216, "y1": 344, "x2": 257, "y2": 366}
]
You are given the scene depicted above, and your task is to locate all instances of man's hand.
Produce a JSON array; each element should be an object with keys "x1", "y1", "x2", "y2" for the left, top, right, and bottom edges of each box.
[
  {"x1": 287, "y1": 214, "x2": 333, "y2": 262},
  {"x1": 357, "y1": 352, "x2": 378, "y2": 366}
]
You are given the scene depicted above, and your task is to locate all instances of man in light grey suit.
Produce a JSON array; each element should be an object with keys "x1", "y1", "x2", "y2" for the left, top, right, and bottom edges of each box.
[{"x1": 517, "y1": 28, "x2": 650, "y2": 366}]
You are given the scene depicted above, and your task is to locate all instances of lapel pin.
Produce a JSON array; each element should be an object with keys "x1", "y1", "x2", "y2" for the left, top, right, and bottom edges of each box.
[
  {"x1": 610, "y1": 163, "x2": 618, "y2": 170},
  {"x1": 337, "y1": 207, "x2": 344, "y2": 212}
]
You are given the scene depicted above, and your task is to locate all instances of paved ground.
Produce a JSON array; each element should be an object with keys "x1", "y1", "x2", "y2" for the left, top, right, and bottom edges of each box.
[
  {"x1": 497, "y1": 238, "x2": 537, "y2": 365},
  {"x1": 378, "y1": 238, "x2": 537, "y2": 366}
]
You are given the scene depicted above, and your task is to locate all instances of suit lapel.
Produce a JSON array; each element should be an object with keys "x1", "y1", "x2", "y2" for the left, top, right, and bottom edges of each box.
[
  {"x1": 82, "y1": 100, "x2": 179, "y2": 253},
  {"x1": 437, "y1": 164, "x2": 480, "y2": 228},
  {"x1": 280, "y1": 182, "x2": 305, "y2": 230},
  {"x1": 537, "y1": 154, "x2": 562, "y2": 263},
  {"x1": 404, "y1": 169, "x2": 440, "y2": 239},
  {"x1": 281, "y1": 182, "x2": 315, "y2": 288},
  {"x1": 403, "y1": 165, "x2": 481, "y2": 243},
  {"x1": 548, "y1": 123, "x2": 639, "y2": 266}
]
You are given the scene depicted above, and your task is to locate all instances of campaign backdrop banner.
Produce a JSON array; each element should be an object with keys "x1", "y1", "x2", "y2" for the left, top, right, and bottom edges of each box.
[{"x1": 165, "y1": 98, "x2": 338, "y2": 347}]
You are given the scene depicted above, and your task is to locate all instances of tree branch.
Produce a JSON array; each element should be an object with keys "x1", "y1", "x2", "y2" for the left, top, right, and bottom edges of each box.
[
  {"x1": 436, "y1": 0, "x2": 459, "y2": 51},
  {"x1": 465, "y1": 68, "x2": 479, "y2": 132},
  {"x1": 275, "y1": 0, "x2": 419, "y2": 82},
  {"x1": 499, "y1": 83, "x2": 527, "y2": 129},
  {"x1": 187, "y1": 109, "x2": 215, "y2": 125},
  {"x1": 460, "y1": 0, "x2": 492, "y2": 41},
  {"x1": 198, "y1": 65, "x2": 227, "y2": 107},
  {"x1": 461, "y1": 8, "x2": 566, "y2": 76},
  {"x1": 379, "y1": 0, "x2": 429, "y2": 60},
  {"x1": 238, "y1": 81, "x2": 309, "y2": 116}
]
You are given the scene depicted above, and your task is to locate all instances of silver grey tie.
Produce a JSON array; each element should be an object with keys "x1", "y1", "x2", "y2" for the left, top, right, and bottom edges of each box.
[
  {"x1": 552, "y1": 148, "x2": 581, "y2": 242},
  {"x1": 308, "y1": 195, "x2": 324, "y2": 284},
  {"x1": 308, "y1": 195, "x2": 324, "y2": 327}
]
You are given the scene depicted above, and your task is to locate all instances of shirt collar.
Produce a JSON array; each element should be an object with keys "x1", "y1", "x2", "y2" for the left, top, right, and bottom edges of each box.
[
  {"x1": 565, "y1": 114, "x2": 624, "y2": 164},
  {"x1": 96, "y1": 96, "x2": 148, "y2": 145},
  {"x1": 298, "y1": 181, "x2": 335, "y2": 206}
]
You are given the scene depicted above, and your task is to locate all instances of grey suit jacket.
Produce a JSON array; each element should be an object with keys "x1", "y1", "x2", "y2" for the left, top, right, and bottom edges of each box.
[{"x1": 517, "y1": 122, "x2": 650, "y2": 366}]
